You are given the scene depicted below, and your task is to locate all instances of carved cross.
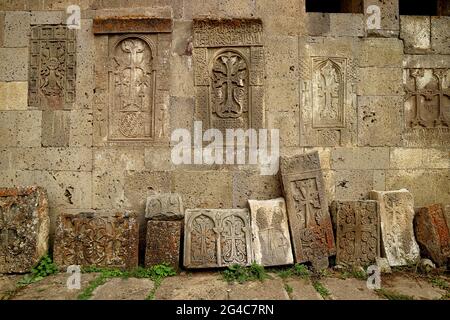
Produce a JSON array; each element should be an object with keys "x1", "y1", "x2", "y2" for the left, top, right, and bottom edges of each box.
[
  {"x1": 221, "y1": 217, "x2": 245, "y2": 263},
  {"x1": 317, "y1": 61, "x2": 339, "y2": 120},
  {"x1": 341, "y1": 210, "x2": 374, "y2": 261},
  {"x1": 212, "y1": 51, "x2": 246, "y2": 118},
  {"x1": 293, "y1": 179, "x2": 321, "y2": 229},
  {"x1": 193, "y1": 216, "x2": 215, "y2": 264}
]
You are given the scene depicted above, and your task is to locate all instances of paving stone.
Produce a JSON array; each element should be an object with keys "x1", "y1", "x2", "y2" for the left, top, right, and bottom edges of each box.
[
  {"x1": 248, "y1": 198, "x2": 294, "y2": 267},
  {"x1": 285, "y1": 278, "x2": 323, "y2": 300},
  {"x1": 228, "y1": 276, "x2": 289, "y2": 300},
  {"x1": 0, "y1": 275, "x2": 23, "y2": 299},
  {"x1": 0, "y1": 186, "x2": 49, "y2": 273},
  {"x1": 322, "y1": 278, "x2": 383, "y2": 300},
  {"x1": 11, "y1": 273, "x2": 99, "y2": 300},
  {"x1": 369, "y1": 189, "x2": 420, "y2": 267},
  {"x1": 91, "y1": 277, "x2": 154, "y2": 300},
  {"x1": 382, "y1": 275, "x2": 447, "y2": 300},
  {"x1": 154, "y1": 273, "x2": 229, "y2": 300}
]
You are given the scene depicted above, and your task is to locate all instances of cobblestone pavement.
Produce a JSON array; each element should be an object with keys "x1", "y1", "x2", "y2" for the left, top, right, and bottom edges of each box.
[{"x1": 1, "y1": 270, "x2": 448, "y2": 300}]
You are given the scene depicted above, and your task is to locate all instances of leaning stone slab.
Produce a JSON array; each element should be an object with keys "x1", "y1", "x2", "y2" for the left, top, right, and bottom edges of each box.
[
  {"x1": 184, "y1": 209, "x2": 252, "y2": 269},
  {"x1": 145, "y1": 193, "x2": 184, "y2": 221},
  {"x1": 145, "y1": 220, "x2": 182, "y2": 270},
  {"x1": 280, "y1": 151, "x2": 336, "y2": 270},
  {"x1": 0, "y1": 186, "x2": 49, "y2": 273},
  {"x1": 53, "y1": 212, "x2": 138, "y2": 270},
  {"x1": 331, "y1": 200, "x2": 380, "y2": 266},
  {"x1": 369, "y1": 189, "x2": 420, "y2": 266},
  {"x1": 414, "y1": 204, "x2": 450, "y2": 267},
  {"x1": 248, "y1": 198, "x2": 293, "y2": 267}
]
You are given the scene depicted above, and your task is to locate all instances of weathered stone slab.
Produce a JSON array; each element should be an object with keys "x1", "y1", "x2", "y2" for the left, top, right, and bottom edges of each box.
[
  {"x1": 0, "y1": 186, "x2": 49, "y2": 273},
  {"x1": 332, "y1": 200, "x2": 380, "y2": 266},
  {"x1": 280, "y1": 151, "x2": 335, "y2": 270},
  {"x1": 369, "y1": 189, "x2": 420, "y2": 266},
  {"x1": 400, "y1": 16, "x2": 431, "y2": 54},
  {"x1": 145, "y1": 220, "x2": 182, "y2": 270},
  {"x1": 192, "y1": 18, "x2": 264, "y2": 135},
  {"x1": 414, "y1": 204, "x2": 450, "y2": 267},
  {"x1": 28, "y1": 25, "x2": 76, "y2": 110},
  {"x1": 248, "y1": 198, "x2": 293, "y2": 267},
  {"x1": 322, "y1": 278, "x2": 383, "y2": 300},
  {"x1": 145, "y1": 193, "x2": 183, "y2": 221},
  {"x1": 184, "y1": 209, "x2": 252, "y2": 268},
  {"x1": 91, "y1": 278, "x2": 155, "y2": 300},
  {"x1": 93, "y1": 17, "x2": 172, "y2": 34},
  {"x1": 53, "y1": 212, "x2": 139, "y2": 270}
]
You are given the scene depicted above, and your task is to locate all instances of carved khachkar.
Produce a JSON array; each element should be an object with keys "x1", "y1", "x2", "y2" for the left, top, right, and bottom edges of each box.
[
  {"x1": 299, "y1": 37, "x2": 358, "y2": 147},
  {"x1": 331, "y1": 200, "x2": 380, "y2": 266},
  {"x1": 403, "y1": 68, "x2": 450, "y2": 146},
  {"x1": 145, "y1": 220, "x2": 182, "y2": 270},
  {"x1": 370, "y1": 189, "x2": 420, "y2": 267},
  {"x1": 28, "y1": 25, "x2": 76, "y2": 110},
  {"x1": 193, "y1": 19, "x2": 264, "y2": 134},
  {"x1": 184, "y1": 209, "x2": 252, "y2": 268},
  {"x1": 93, "y1": 17, "x2": 172, "y2": 145},
  {"x1": 0, "y1": 186, "x2": 49, "y2": 273},
  {"x1": 248, "y1": 198, "x2": 293, "y2": 267},
  {"x1": 414, "y1": 204, "x2": 450, "y2": 267},
  {"x1": 53, "y1": 212, "x2": 139, "y2": 270},
  {"x1": 145, "y1": 193, "x2": 184, "y2": 220},
  {"x1": 280, "y1": 151, "x2": 335, "y2": 270}
]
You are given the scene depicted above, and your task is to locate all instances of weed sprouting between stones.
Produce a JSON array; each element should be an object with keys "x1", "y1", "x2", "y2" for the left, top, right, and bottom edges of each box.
[
  {"x1": 78, "y1": 263, "x2": 177, "y2": 300},
  {"x1": 275, "y1": 263, "x2": 310, "y2": 279},
  {"x1": 222, "y1": 263, "x2": 269, "y2": 284},
  {"x1": 312, "y1": 280, "x2": 330, "y2": 299},
  {"x1": 17, "y1": 254, "x2": 58, "y2": 286},
  {"x1": 375, "y1": 288, "x2": 414, "y2": 300}
]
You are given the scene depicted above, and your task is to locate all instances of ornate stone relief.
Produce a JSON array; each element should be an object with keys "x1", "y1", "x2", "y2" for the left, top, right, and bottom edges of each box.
[
  {"x1": 53, "y1": 212, "x2": 139, "y2": 270},
  {"x1": 193, "y1": 19, "x2": 264, "y2": 134},
  {"x1": 183, "y1": 209, "x2": 252, "y2": 268},
  {"x1": 280, "y1": 151, "x2": 335, "y2": 270},
  {"x1": 93, "y1": 17, "x2": 172, "y2": 145},
  {"x1": 28, "y1": 25, "x2": 76, "y2": 110}
]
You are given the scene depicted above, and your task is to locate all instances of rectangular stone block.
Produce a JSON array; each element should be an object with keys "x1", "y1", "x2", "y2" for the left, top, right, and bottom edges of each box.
[
  {"x1": 357, "y1": 96, "x2": 403, "y2": 146},
  {"x1": 414, "y1": 204, "x2": 450, "y2": 267},
  {"x1": 248, "y1": 198, "x2": 294, "y2": 267},
  {"x1": 93, "y1": 17, "x2": 172, "y2": 34},
  {"x1": 53, "y1": 212, "x2": 139, "y2": 270},
  {"x1": 232, "y1": 171, "x2": 282, "y2": 208},
  {"x1": 28, "y1": 25, "x2": 76, "y2": 110},
  {"x1": 364, "y1": 0, "x2": 399, "y2": 37},
  {"x1": 0, "y1": 82, "x2": 28, "y2": 110},
  {"x1": 183, "y1": 208, "x2": 252, "y2": 268},
  {"x1": 357, "y1": 67, "x2": 402, "y2": 95},
  {"x1": 359, "y1": 38, "x2": 403, "y2": 68},
  {"x1": 280, "y1": 151, "x2": 335, "y2": 270},
  {"x1": 0, "y1": 186, "x2": 49, "y2": 273},
  {"x1": 331, "y1": 148, "x2": 390, "y2": 170},
  {"x1": 334, "y1": 169, "x2": 377, "y2": 200},
  {"x1": 145, "y1": 193, "x2": 183, "y2": 221},
  {"x1": 41, "y1": 110, "x2": 70, "y2": 147},
  {"x1": 431, "y1": 17, "x2": 450, "y2": 55},
  {"x1": 332, "y1": 200, "x2": 380, "y2": 266},
  {"x1": 0, "y1": 111, "x2": 42, "y2": 147},
  {"x1": 0, "y1": 48, "x2": 28, "y2": 81},
  {"x1": 369, "y1": 189, "x2": 420, "y2": 266},
  {"x1": 400, "y1": 16, "x2": 431, "y2": 54},
  {"x1": 4, "y1": 11, "x2": 30, "y2": 47},
  {"x1": 145, "y1": 220, "x2": 182, "y2": 270}
]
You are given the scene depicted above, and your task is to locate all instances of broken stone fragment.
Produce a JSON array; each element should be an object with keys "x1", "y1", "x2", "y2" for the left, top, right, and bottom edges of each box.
[
  {"x1": 0, "y1": 186, "x2": 49, "y2": 274},
  {"x1": 414, "y1": 204, "x2": 450, "y2": 267},
  {"x1": 145, "y1": 193, "x2": 184, "y2": 221},
  {"x1": 369, "y1": 189, "x2": 420, "y2": 267},
  {"x1": 248, "y1": 198, "x2": 294, "y2": 267},
  {"x1": 145, "y1": 220, "x2": 182, "y2": 270},
  {"x1": 53, "y1": 211, "x2": 139, "y2": 270}
]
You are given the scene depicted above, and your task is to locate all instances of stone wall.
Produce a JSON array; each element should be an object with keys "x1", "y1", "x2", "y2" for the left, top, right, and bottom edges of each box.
[{"x1": 0, "y1": 0, "x2": 449, "y2": 246}]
